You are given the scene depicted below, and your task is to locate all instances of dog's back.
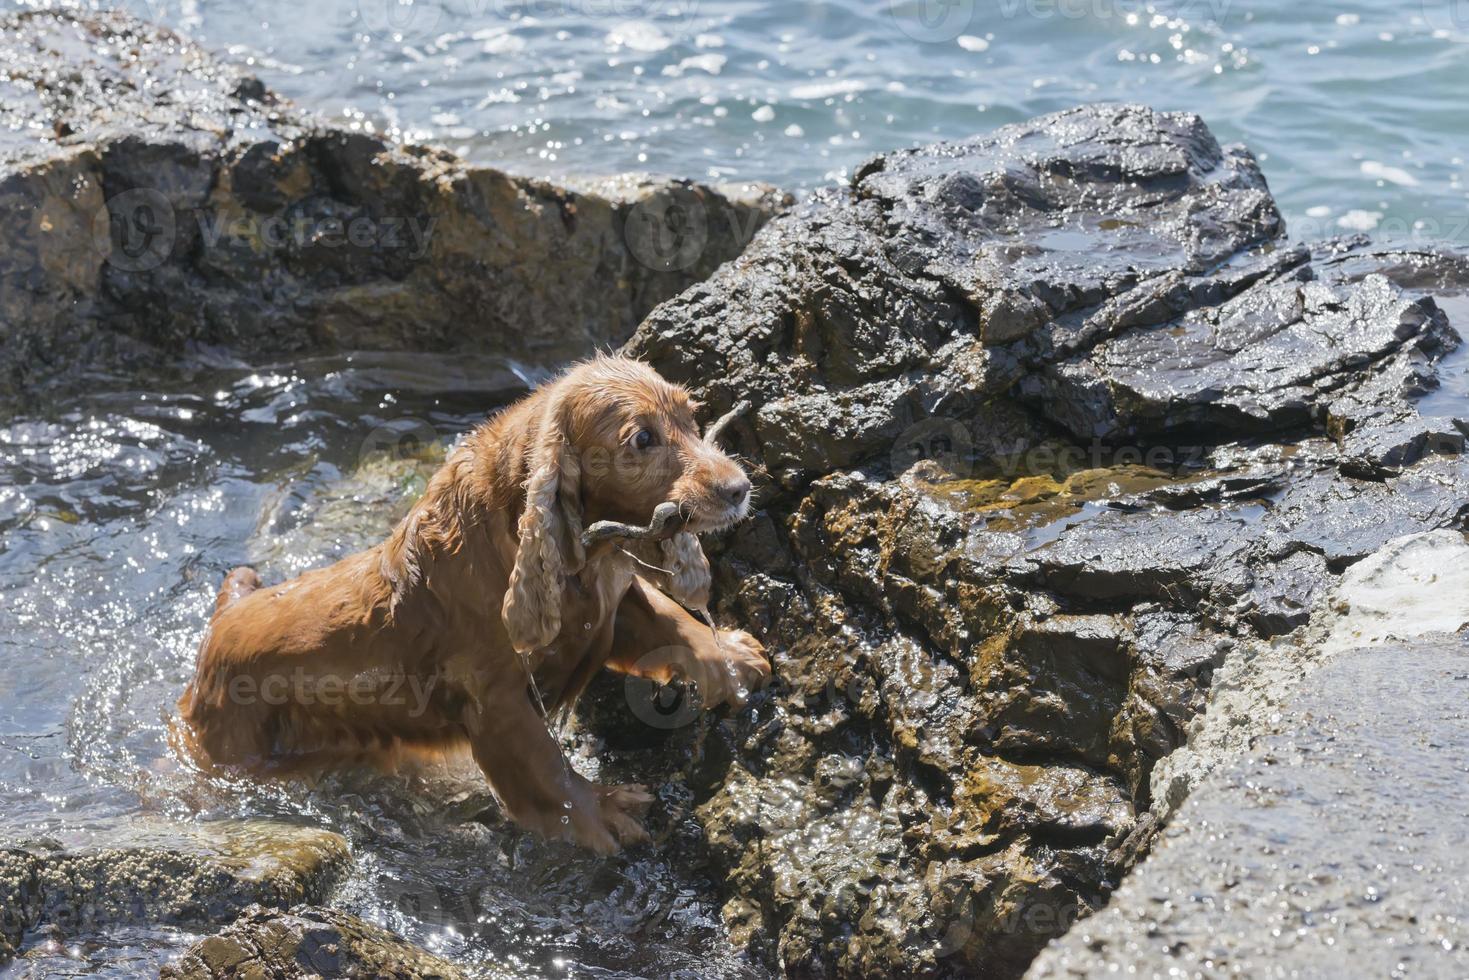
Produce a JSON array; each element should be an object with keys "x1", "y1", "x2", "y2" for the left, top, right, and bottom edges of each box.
[{"x1": 177, "y1": 549, "x2": 461, "y2": 774}]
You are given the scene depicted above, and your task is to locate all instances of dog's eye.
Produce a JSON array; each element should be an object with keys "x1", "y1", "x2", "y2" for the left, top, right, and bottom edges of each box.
[{"x1": 633, "y1": 428, "x2": 657, "y2": 450}]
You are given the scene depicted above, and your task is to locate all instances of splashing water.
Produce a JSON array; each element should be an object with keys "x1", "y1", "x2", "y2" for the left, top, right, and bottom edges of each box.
[{"x1": 696, "y1": 606, "x2": 747, "y2": 706}]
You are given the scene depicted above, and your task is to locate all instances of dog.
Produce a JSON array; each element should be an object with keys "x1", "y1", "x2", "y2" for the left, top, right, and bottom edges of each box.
[{"x1": 177, "y1": 356, "x2": 771, "y2": 853}]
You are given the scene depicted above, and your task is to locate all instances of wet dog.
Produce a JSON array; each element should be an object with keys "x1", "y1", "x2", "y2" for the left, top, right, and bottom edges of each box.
[{"x1": 177, "y1": 356, "x2": 770, "y2": 852}]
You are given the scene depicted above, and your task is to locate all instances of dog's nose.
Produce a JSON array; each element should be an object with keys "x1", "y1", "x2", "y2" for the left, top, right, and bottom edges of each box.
[{"x1": 720, "y1": 478, "x2": 750, "y2": 507}]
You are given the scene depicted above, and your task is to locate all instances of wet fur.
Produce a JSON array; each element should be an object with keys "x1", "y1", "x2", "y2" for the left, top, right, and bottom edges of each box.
[{"x1": 177, "y1": 357, "x2": 770, "y2": 853}]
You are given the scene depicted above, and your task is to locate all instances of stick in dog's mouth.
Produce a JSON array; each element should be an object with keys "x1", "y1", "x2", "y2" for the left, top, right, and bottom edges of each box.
[{"x1": 581, "y1": 500, "x2": 687, "y2": 549}]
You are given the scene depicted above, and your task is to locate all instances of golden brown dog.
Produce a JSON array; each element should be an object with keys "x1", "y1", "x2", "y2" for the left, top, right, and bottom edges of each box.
[{"x1": 177, "y1": 356, "x2": 770, "y2": 853}]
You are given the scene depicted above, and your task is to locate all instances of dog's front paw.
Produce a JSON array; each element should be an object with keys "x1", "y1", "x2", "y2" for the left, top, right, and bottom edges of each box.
[
  {"x1": 595, "y1": 783, "x2": 653, "y2": 851},
  {"x1": 557, "y1": 781, "x2": 652, "y2": 855},
  {"x1": 699, "y1": 629, "x2": 772, "y2": 708}
]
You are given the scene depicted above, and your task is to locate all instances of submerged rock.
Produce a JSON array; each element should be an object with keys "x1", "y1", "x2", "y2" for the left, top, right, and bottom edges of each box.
[
  {"x1": 0, "y1": 9, "x2": 785, "y2": 402},
  {"x1": 622, "y1": 104, "x2": 1469, "y2": 977},
  {"x1": 0, "y1": 820, "x2": 348, "y2": 963},
  {"x1": 161, "y1": 904, "x2": 474, "y2": 980}
]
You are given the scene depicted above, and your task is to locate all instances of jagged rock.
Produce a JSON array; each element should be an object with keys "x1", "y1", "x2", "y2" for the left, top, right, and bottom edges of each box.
[
  {"x1": 0, "y1": 848, "x2": 42, "y2": 960},
  {"x1": 1028, "y1": 273, "x2": 1456, "y2": 441},
  {"x1": 161, "y1": 904, "x2": 474, "y2": 979},
  {"x1": 1259, "y1": 453, "x2": 1469, "y2": 568},
  {"x1": 1109, "y1": 612, "x2": 1224, "y2": 801},
  {"x1": 622, "y1": 104, "x2": 1469, "y2": 978},
  {"x1": 0, "y1": 9, "x2": 786, "y2": 402},
  {"x1": 629, "y1": 103, "x2": 1281, "y2": 486},
  {"x1": 0, "y1": 820, "x2": 348, "y2": 963}
]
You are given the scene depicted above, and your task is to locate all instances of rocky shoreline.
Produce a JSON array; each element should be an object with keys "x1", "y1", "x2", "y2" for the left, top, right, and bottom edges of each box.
[
  {"x1": 0, "y1": 9, "x2": 785, "y2": 404},
  {"x1": 2, "y1": 8, "x2": 1467, "y2": 979}
]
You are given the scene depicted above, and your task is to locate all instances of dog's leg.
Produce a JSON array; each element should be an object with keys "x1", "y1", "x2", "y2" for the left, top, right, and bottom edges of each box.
[
  {"x1": 465, "y1": 688, "x2": 652, "y2": 854},
  {"x1": 605, "y1": 577, "x2": 771, "y2": 708}
]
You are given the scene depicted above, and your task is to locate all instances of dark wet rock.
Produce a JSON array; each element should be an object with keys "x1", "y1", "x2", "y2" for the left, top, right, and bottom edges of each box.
[
  {"x1": 1027, "y1": 636, "x2": 1469, "y2": 978},
  {"x1": 161, "y1": 904, "x2": 472, "y2": 980},
  {"x1": 1005, "y1": 503, "x2": 1260, "y2": 606},
  {"x1": 629, "y1": 104, "x2": 1279, "y2": 486},
  {"x1": 1242, "y1": 547, "x2": 1328, "y2": 636},
  {"x1": 1028, "y1": 274, "x2": 1456, "y2": 442},
  {"x1": 0, "y1": 820, "x2": 348, "y2": 963},
  {"x1": 981, "y1": 614, "x2": 1130, "y2": 765},
  {"x1": 853, "y1": 104, "x2": 1282, "y2": 347},
  {"x1": 0, "y1": 9, "x2": 785, "y2": 403},
  {"x1": 1260, "y1": 453, "x2": 1469, "y2": 569},
  {"x1": 621, "y1": 104, "x2": 1469, "y2": 978},
  {"x1": 1109, "y1": 613, "x2": 1223, "y2": 801},
  {"x1": 1315, "y1": 238, "x2": 1469, "y2": 292}
]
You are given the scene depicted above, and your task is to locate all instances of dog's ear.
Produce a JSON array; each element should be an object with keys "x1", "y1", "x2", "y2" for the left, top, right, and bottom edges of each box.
[
  {"x1": 502, "y1": 389, "x2": 586, "y2": 653},
  {"x1": 660, "y1": 531, "x2": 711, "y2": 610}
]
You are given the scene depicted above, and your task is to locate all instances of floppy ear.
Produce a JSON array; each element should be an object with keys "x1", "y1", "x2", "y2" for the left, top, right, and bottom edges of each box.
[
  {"x1": 660, "y1": 531, "x2": 711, "y2": 610},
  {"x1": 502, "y1": 390, "x2": 586, "y2": 654}
]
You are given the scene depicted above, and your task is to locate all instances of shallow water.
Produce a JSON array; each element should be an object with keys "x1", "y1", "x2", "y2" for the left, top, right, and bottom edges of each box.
[
  {"x1": 46, "y1": 0, "x2": 1469, "y2": 246},
  {"x1": 0, "y1": 357, "x2": 761, "y2": 977}
]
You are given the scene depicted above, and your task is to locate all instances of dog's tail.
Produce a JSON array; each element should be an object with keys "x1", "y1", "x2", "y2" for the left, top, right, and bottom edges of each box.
[{"x1": 213, "y1": 565, "x2": 262, "y2": 617}]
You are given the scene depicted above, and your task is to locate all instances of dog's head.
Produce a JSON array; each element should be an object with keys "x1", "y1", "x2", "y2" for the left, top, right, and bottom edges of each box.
[{"x1": 501, "y1": 356, "x2": 751, "y2": 653}]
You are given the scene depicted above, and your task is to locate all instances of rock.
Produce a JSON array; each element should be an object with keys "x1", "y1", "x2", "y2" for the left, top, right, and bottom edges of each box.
[
  {"x1": 1149, "y1": 529, "x2": 1469, "y2": 824},
  {"x1": 161, "y1": 904, "x2": 474, "y2": 979},
  {"x1": 0, "y1": 819, "x2": 348, "y2": 962},
  {"x1": 629, "y1": 104, "x2": 1280, "y2": 485},
  {"x1": 854, "y1": 104, "x2": 1282, "y2": 347},
  {"x1": 621, "y1": 103, "x2": 1469, "y2": 977},
  {"x1": 1026, "y1": 635, "x2": 1469, "y2": 979},
  {"x1": 1107, "y1": 612, "x2": 1224, "y2": 801},
  {"x1": 0, "y1": 849, "x2": 42, "y2": 960},
  {"x1": 1028, "y1": 273, "x2": 1457, "y2": 441},
  {"x1": 1322, "y1": 529, "x2": 1469, "y2": 650},
  {"x1": 0, "y1": 9, "x2": 786, "y2": 403},
  {"x1": 1259, "y1": 454, "x2": 1469, "y2": 568}
]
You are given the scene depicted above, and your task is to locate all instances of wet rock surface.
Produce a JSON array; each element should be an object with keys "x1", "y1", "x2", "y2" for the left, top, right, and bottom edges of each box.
[
  {"x1": 622, "y1": 104, "x2": 1469, "y2": 977},
  {"x1": 161, "y1": 904, "x2": 475, "y2": 980},
  {"x1": 0, "y1": 819, "x2": 348, "y2": 964},
  {"x1": 1028, "y1": 634, "x2": 1469, "y2": 979},
  {"x1": 0, "y1": 9, "x2": 785, "y2": 403}
]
